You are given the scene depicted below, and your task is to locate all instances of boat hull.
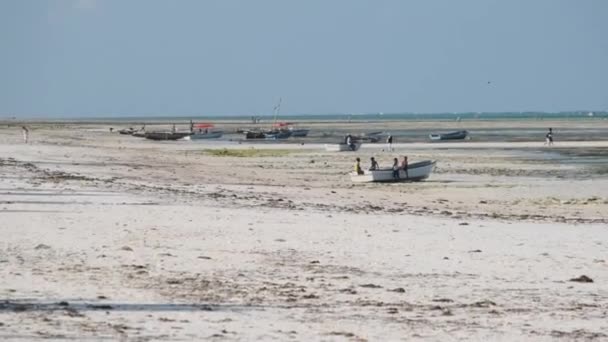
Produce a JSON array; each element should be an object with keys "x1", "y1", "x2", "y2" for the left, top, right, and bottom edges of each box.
[
  {"x1": 429, "y1": 130, "x2": 468, "y2": 141},
  {"x1": 144, "y1": 132, "x2": 192, "y2": 141},
  {"x1": 290, "y1": 129, "x2": 309, "y2": 137},
  {"x1": 325, "y1": 143, "x2": 362, "y2": 152},
  {"x1": 350, "y1": 160, "x2": 436, "y2": 183},
  {"x1": 264, "y1": 131, "x2": 292, "y2": 140},
  {"x1": 190, "y1": 131, "x2": 223, "y2": 139}
]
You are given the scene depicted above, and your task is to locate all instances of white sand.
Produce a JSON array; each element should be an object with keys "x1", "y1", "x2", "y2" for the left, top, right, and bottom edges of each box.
[{"x1": 0, "y1": 124, "x2": 607, "y2": 341}]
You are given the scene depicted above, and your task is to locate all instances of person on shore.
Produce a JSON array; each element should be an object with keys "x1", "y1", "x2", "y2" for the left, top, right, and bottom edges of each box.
[
  {"x1": 172, "y1": 124, "x2": 176, "y2": 133},
  {"x1": 354, "y1": 157, "x2": 364, "y2": 175},
  {"x1": 387, "y1": 134, "x2": 393, "y2": 152},
  {"x1": 346, "y1": 134, "x2": 355, "y2": 151},
  {"x1": 401, "y1": 156, "x2": 409, "y2": 179},
  {"x1": 392, "y1": 158, "x2": 400, "y2": 179},
  {"x1": 369, "y1": 157, "x2": 379, "y2": 170},
  {"x1": 21, "y1": 126, "x2": 29, "y2": 144},
  {"x1": 545, "y1": 128, "x2": 553, "y2": 146}
]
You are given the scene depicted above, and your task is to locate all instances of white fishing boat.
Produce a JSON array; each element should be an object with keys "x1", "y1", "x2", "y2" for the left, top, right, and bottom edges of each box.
[
  {"x1": 325, "y1": 142, "x2": 362, "y2": 152},
  {"x1": 189, "y1": 123, "x2": 223, "y2": 140},
  {"x1": 190, "y1": 131, "x2": 223, "y2": 139},
  {"x1": 350, "y1": 160, "x2": 436, "y2": 183},
  {"x1": 429, "y1": 130, "x2": 468, "y2": 141}
]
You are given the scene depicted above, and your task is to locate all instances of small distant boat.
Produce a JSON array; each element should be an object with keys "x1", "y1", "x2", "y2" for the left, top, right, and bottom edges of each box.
[
  {"x1": 132, "y1": 131, "x2": 146, "y2": 138},
  {"x1": 429, "y1": 130, "x2": 469, "y2": 141},
  {"x1": 190, "y1": 131, "x2": 223, "y2": 139},
  {"x1": 243, "y1": 129, "x2": 292, "y2": 140},
  {"x1": 190, "y1": 123, "x2": 223, "y2": 140},
  {"x1": 144, "y1": 131, "x2": 192, "y2": 141},
  {"x1": 264, "y1": 130, "x2": 292, "y2": 140},
  {"x1": 119, "y1": 128, "x2": 136, "y2": 135},
  {"x1": 325, "y1": 143, "x2": 362, "y2": 152},
  {"x1": 289, "y1": 128, "x2": 310, "y2": 137},
  {"x1": 245, "y1": 131, "x2": 266, "y2": 139},
  {"x1": 263, "y1": 99, "x2": 293, "y2": 140},
  {"x1": 351, "y1": 160, "x2": 436, "y2": 183}
]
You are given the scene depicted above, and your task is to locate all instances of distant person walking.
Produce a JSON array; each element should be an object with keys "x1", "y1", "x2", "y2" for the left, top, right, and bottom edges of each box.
[
  {"x1": 21, "y1": 126, "x2": 29, "y2": 144},
  {"x1": 544, "y1": 128, "x2": 554, "y2": 146},
  {"x1": 387, "y1": 134, "x2": 393, "y2": 151}
]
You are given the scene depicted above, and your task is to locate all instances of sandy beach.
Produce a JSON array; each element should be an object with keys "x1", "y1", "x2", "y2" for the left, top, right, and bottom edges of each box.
[{"x1": 1, "y1": 121, "x2": 607, "y2": 341}]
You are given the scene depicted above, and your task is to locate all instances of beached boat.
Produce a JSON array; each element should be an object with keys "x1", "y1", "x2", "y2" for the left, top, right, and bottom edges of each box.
[
  {"x1": 429, "y1": 130, "x2": 468, "y2": 141},
  {"x1": 243, "y1": 129, "x2": 292, "y2": 140},
  {"x1": 365, "y1": 132, "x2": 386, "y2": 143},
  {"x1": 189, "y1": 123, "x2": 223, "y2": 139},
  {"x1": 119, "y1": 128, "x2": 136, "y2": 135},
  {"x1": 132, "y1": 131, "x2": 146, "y2": 138},
  {"x1": 289, "y1": 128, "x2": 310, "y2": 137},
  {"x1": 325, "y1": 143, "x2": 362, "y2": 152},
  {"x1": 190, "y1": 131, "x2": 223, "y2": 139},
  {"x1": 351, "y1": 160, "x2": 436, "y2": 183},
  {"x1": 244, "y1": 131, "x2": 266, "y2": 139},
  {"x1": 144, "y1": 131, "x2": 192, "y2": 141},
  {"x1": 264, "y1": 130, "x2": 292, "y2": 140}
]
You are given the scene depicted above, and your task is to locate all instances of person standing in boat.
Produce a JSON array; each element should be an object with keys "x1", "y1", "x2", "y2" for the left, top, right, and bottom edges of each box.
[
  {"x1": 401, "y1": 156, "x2": 409, "y2": 179},
  {"x1": 545, "y1": 128, "x2": 554, "y2": 146},
  {"x1": 369, "y1": 157, "x2": 379, "y2": 170},
  {"x1": 392, "y1": 158, "x2": 400, "y2": 179},
  {"x1": 387, "y1": 134, "x2": 393, "y2": 152},
  {"x1": 354, "y1": 157, "x2": 364, "y2": 175}
]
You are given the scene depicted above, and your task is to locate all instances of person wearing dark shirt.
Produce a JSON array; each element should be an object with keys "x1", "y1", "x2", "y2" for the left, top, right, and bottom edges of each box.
[
  {"x1": 369, "y1": 157, "x2": 379, "y2": 170},
  {"x1": 387, "y1": 134, "x2": 393, "y2": 151},
  {"x1": 545, "y1": 128, "x2": 554, "y2": 146}
]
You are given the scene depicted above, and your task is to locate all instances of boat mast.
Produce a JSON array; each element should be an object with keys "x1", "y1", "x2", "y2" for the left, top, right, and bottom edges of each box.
[{"x1": 272, "y1": 97, "x2": 282, "y2": 130}]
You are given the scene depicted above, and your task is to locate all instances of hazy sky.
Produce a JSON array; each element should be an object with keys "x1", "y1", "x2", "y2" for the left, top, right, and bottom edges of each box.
[{"x1": 1, "y1": 0, "x2": 607, "y2": 117}]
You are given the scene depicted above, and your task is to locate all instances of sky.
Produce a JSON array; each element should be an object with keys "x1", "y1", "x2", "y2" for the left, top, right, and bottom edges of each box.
[{"x1": 1, "y1": 0, "x2": 607, "y2": 118}]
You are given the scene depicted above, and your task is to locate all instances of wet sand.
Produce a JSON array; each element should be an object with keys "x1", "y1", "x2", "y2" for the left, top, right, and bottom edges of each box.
[{"x1": 0, "y1": 122, "x2": 607, "y2": 340}]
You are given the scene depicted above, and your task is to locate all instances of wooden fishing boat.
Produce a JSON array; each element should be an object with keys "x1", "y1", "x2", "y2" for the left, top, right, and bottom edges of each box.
[
  {"x1": 429, "y1": 130, "x2": 468, "y2": 141},
  {"x1": 190, "y1": 131, "x2": 223, "y2": 139},
  {"x1": 118, "y1": 128, "x2": 136, "y2": 135},
  {"x1": 264, "y1": 130, "x2": 292, "y2": 140},
  {"x1": 144, "y1": 131, "x2": 192, "y2": 141},
  {"x1": 189, "y1": 123, "x2": 223, "y2": 139},
  {"x1": 350, "y1": 160, "x2": 436, "y2": 183},
  {"x1": 289, "y1": 128, "x2": 310, "y2": 137}
]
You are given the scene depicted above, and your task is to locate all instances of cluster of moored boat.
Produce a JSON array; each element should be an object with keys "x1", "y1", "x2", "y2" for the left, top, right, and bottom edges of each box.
[
  {"x1": 239, "y1": 122, "x2": 309, "y2": 140},
  {"x1": 119, "y1": 121, "x2": 312, "y2": 141},
  {"x1": 118, "y1": 123, "x2": 225, "y2": 141}
]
